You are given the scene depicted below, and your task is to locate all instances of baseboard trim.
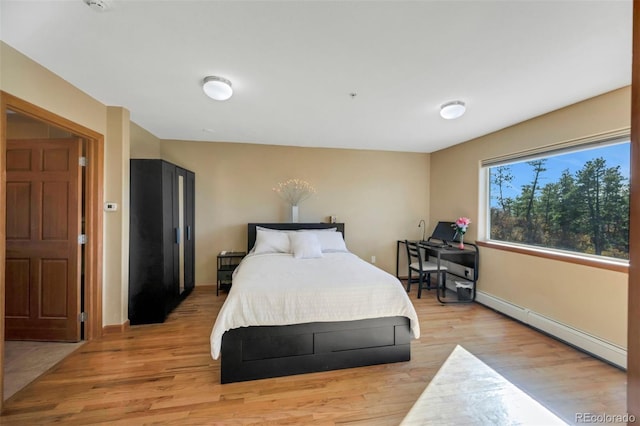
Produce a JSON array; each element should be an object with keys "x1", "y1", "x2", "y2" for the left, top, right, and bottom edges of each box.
[
  {"x1": 475, "y1": 291, "x2": 626, "y2": 369},
  {"x1": 102, "y1": 320, "x2": 130, "y2": 335}
]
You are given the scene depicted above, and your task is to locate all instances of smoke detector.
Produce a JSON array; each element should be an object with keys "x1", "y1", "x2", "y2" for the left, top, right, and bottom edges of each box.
[{"x1": 84, "y1": 0, "x2": 111, "y2": 12}]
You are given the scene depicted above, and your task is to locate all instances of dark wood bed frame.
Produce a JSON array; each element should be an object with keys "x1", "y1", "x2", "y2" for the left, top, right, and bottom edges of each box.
[{"x1": 219, "y1": 223, "x2": 412, "y2": 384}]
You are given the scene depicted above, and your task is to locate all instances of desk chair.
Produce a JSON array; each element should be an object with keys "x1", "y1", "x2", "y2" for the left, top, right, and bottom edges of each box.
[{"x1": 405, "y1": 240, "x2": 447, "y2": 298}]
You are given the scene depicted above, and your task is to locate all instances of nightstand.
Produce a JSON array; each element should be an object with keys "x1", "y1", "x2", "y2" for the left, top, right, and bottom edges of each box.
[{"x1": 217, "y1": 252, "x2": 246, "y2": 296}]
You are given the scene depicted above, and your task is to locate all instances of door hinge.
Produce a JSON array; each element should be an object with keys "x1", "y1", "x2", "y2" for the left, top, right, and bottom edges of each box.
[
  {"x1": 79, "y1": 156, "x2": 87, "y2": 167},
  {"x1": 79, "y1": 312, "x2": 87, "y2": 322},
  {"x1": 78, "y1": 234, "x2": 87, "y2": 244}
]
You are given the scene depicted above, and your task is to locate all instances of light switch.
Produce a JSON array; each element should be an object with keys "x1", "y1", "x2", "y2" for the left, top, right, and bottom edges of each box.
[{"x1": 104, "y1": 202, "x2": 118, "y2": 212}]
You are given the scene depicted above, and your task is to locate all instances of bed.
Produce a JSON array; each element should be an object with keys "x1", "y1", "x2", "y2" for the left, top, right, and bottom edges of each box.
[{"x1": 210, "y1": 223, "x2": 420, "y2": 383}]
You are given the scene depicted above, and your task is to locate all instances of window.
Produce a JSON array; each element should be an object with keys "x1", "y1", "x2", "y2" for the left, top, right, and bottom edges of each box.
[{"x1": 486, "y1": 136, "x2": 630, "y2": 260}]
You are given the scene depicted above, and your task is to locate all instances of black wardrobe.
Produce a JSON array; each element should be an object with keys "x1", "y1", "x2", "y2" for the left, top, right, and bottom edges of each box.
[{"x1": 129, "y1": 159, "x2": 195, "y2": 324}]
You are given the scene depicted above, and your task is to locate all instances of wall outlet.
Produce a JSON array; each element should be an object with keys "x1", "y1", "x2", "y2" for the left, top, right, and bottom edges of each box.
[{"x1": 371, "y1": 255, "x2": 376, "y2": 264}]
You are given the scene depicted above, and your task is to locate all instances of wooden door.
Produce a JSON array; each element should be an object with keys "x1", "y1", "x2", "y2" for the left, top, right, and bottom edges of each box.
[{"x1": 5, "y1": 138, "x2": 82, "y2": 342}]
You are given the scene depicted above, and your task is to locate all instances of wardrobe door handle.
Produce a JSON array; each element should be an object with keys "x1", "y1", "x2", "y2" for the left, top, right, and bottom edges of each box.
[
  {"x1": 175, "y1": 228, "x2": 181, "y2": 244},
  {"x1": 187, "y1": 226, "x2": 191, "y2": 241}
]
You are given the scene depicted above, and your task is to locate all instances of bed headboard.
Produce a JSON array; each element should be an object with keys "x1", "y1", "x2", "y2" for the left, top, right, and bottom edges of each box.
[{"x1": 247, "y1": 223, "x2": 345, "y2": 252}]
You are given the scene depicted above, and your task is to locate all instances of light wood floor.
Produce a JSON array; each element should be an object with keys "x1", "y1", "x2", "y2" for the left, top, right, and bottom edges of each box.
[{"x1": 0, "y1": 286, "x2": 626, "y2": 425}]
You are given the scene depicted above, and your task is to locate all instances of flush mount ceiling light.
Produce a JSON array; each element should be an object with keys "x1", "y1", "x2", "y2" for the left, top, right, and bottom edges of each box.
[
  {"x1": 440, "y1": 101, "x2": 466, "y2": 120},
  {"x1": 203, "y1": 76, "x2": 233, "y2": 101},
  {"x1": 83, "y1": 0, "x2": 111, "y2": 12}
]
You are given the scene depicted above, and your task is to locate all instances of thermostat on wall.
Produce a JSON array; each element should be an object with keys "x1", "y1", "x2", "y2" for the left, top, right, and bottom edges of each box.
[{"x1": 104, "y1": 202, "x2": 118, "y2": 212}]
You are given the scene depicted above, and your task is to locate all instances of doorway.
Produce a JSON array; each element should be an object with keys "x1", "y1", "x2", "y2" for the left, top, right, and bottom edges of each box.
[{"x1": 0, "y1": 92, "x2": 104, "y2": 406}]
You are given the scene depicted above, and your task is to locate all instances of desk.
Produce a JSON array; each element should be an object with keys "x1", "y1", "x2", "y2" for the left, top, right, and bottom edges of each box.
[{"x1": 396, "y1": 240, "x2": 479, "y2": 303}]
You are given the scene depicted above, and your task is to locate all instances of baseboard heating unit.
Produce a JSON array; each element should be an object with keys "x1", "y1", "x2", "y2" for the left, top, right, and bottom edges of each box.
[{"x1": 475, "y1": 291, "x2": 626, "y2": 369}]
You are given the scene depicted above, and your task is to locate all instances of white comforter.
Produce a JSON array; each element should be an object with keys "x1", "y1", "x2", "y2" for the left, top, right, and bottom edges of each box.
[{"x1": 210, "y1": 251, "x2": 420, "y2": 359}]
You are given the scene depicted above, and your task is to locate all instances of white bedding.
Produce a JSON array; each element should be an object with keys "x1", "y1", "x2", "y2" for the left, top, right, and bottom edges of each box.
[{"x1": 210, "y1": 251, "x2": 420, "y2": 359}]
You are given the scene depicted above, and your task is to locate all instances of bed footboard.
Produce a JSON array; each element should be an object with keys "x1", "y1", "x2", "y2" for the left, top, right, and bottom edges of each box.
[{"x1": 220, "y1": 316, "x2": 411, "y2": 383}]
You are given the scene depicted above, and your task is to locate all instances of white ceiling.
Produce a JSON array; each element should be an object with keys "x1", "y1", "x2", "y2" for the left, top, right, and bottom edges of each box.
[{"x1": 0, "y1": 0, "x2": 632, "y2": 153}]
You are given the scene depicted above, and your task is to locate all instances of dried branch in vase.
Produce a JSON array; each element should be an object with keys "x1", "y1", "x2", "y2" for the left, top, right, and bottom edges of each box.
[{"x1": 272, "y1": 179, "x2": 316, "y2": 206}]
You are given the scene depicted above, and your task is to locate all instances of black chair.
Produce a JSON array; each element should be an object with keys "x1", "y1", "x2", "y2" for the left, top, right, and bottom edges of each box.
[{"x1": 405, "y1": 240, "x2": 447, "y2": 298}]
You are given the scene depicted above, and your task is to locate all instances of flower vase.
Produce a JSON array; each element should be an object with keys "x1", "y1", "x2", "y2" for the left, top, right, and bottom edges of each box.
[
  {"x1": 291, "y1": 205, "x2": 299, "y2": 223},
  {"x1": 458, "y1": 235, "x2": 465, "y2": 250}
]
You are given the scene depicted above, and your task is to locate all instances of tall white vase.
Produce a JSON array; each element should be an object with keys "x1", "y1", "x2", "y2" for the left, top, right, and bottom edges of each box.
[{"x1": 291, "y1": 205, "x2": 299, "y2": 223}]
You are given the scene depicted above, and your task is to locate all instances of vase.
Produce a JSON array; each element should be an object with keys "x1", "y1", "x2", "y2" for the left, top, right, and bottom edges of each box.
[
  {"x1": 458, "y1": 234, "x2": 465, "y2": 250},
  {"x1": 291, "y1": 205, "x2": 299, "y2": 223}
]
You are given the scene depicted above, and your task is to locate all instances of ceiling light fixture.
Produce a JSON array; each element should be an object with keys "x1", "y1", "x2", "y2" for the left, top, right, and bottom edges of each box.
[
  {"x1": 440, "y1": 101, "x2": 466, "y2": 120},
  {"x1": 203, "y1": 76, "x2": 233, "y2": 101},
  {"x1": 83, "y1": 0, "x2": 111, "y2": 12}
]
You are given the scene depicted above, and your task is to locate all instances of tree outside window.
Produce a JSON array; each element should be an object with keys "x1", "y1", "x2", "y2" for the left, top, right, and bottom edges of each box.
[{"x1": 488, "y1": 141, "x2": 630, "y2": 260}]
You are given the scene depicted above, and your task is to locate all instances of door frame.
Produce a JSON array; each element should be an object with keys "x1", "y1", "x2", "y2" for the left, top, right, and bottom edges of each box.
[
  {"x1": 630, "y1": 1, "x2": 640, "y2": 414},
  {"x1": 0, "y1": 91, "x2": 104, "y2": 406}
]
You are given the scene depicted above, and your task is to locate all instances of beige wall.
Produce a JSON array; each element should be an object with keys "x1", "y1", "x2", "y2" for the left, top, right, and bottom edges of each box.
[
  {"x1": 1, "y1": 39, "x2": 631, "y2": 346},
  {"x1": 158, "y1": 141, "x2": 431, "y2": 283},
  {"x1": 1, "y1": 43, "x2": 106, "y2": 135},
  {"x1": 104, "y1": 107, "x2": 130, "y2": 326},
  {"x1": 130, "y1": 122, "x2": 161, "y2": 158},
  {"x1": 2, "y1": 40, "x2": 430, "y2": 327},
  {"x1": 430, "y1": 87, "x2": 630, "y2": 347},
  {"x1": 1, "y1": 42, "x2": 128, "y2": 327}
]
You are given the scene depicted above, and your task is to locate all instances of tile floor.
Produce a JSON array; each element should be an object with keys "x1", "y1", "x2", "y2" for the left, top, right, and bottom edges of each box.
[{"x1": 4, "y1": 340, "x2": 84, "y2": 400}]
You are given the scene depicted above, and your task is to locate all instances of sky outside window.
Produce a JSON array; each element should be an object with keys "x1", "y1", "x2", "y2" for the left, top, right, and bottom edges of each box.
[
  {"x1": 490, "y1": 142, "x2": 630, "y2": 207},
  {"x1": 488, "y1": 141, "x2": 630, "y2": 260}
]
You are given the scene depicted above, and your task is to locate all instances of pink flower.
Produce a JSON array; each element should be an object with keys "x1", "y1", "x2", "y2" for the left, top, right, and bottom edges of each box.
[
  {"x1": 456, "y1": 217, "x2": 471, "y2": 227},
  {"x1": 453, "y1": 217, "x2": 471, "y2": 234}
]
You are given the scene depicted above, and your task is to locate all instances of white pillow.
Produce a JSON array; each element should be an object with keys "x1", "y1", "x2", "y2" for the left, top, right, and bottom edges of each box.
[
  {"x1": 289, "y1": 232, "x2": 323, "y2": 259},
  {"x1": 315, "y1": 231, "x2": 348, "y2": 252},
  {"x1": 253, "y1": 229, "x2": 291, "y2": 254},
  {"x1": 298, "y1": 227, "x2": 337, "y2": 232},
  {"x1": 298, "y1": 230, "x2": 347, "y2": 252}
]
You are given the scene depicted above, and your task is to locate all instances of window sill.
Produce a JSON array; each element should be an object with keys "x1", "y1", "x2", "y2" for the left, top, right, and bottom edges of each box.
[{"x1": 476, "y1": 240, "x2": 629, "y2": 274}]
